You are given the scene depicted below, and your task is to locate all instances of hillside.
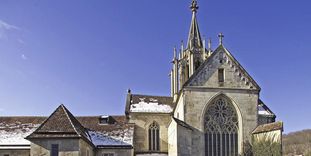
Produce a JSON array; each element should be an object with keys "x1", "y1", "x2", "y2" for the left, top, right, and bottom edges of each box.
[{"x1": 283, "y1": 129, "x2": 311, "y2": 156}]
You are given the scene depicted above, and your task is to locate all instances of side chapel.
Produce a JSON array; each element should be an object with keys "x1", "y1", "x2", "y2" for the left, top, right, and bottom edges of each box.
[{"x1": 0, "y1": 0, "x2": 283, "y2": 156}]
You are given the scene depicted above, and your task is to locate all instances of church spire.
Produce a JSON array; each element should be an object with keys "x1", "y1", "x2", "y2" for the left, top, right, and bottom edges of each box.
[{"x1": 186, "y1": 0, "x2": 203, "y2": 50}]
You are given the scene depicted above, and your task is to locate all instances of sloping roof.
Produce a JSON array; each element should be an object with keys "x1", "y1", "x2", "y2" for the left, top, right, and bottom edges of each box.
[
  {"x1": 77, "y1": 116, "x2": 134, "y2": 148},
  {"x1": 26, "y1": 104, "x2": 89, "y2": 141},
  {"x1": 0, "y1": 117, "x2": 45, "y2": 146},
  {"x1": 173, "y1": 117, "x2": 193, "y2": 130},
  {"x1": 127, "y1": 94, "x2": 174, "y2": 113},
  {"x1": 253, "y1": 121, "x2": 283, "y2": 134},
  {"x1": 258, "y1": 99, "x2": 276, "y2": 117},
  {"x1": 0, "y1": 115, "x2": 134, "y2": 148}
]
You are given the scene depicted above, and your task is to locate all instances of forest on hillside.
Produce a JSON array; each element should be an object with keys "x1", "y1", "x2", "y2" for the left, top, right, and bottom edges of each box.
[{"x1": 283, "y1": 129, "x2": 311, "y2": 156}]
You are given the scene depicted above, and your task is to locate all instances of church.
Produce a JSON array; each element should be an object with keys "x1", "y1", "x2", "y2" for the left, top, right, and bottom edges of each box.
[{"x1": 0, "y1": 0, "x2": 283, "y2": 156}]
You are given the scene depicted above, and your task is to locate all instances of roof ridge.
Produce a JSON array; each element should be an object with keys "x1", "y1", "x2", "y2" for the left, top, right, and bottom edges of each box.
[{"x1": 61, "y1": 105, "x2": 81, "y2": 137}]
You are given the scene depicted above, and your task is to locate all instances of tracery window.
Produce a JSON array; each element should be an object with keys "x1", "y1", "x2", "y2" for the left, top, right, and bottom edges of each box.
[
  {"x1": 204, "y1": 97, "x2": 239, "y2": 156},
  {"x1": 149, "y1": 121, "x2": 160, "y2": 151}
]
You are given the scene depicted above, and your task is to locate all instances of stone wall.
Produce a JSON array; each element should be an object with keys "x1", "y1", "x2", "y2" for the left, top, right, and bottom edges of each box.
[
  {"x1": 30, "y1": 138, "x2": 81, "y2": 156},
  {"x1": 80, "y1": 139, "x2": 95, "y2": 156},
  {"x1": 181, "y1": 88, "x2": 258, "y2": 155},
  {"x1": 0, "y1": 149, "x2": 30, "y2": 156},
  {"x1": 129, "y1": 113, "x2": 171, "y2": 154},
  {"x1": 168, "y1": 120, "x2": 177, "y2": 156},
  {"x1": 173, "y1": 92, "x2": 184, "y2": 121},
  {"x1": 176, "y1": 124, "x2": 192, "y2": 156}
]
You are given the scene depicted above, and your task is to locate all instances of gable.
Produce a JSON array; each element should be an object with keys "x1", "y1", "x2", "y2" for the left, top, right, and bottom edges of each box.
[{"x1": 186, "y1": 45, "x2": 260, "y2": 90}]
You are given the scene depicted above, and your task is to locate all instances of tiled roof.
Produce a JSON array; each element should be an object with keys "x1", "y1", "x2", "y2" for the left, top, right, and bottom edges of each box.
[
  {"x1": 0, "y1": 117, "x2": 45, "y2": 145},
  {"x1": 252, "y1": 121, "x2": 283, "y2": 134},
  {"x1": 26, "y1": 104, "x2": 89, "y2": 142},
  {"x1": 0, "y1": 108, "x2": 134, "y2": 147}
]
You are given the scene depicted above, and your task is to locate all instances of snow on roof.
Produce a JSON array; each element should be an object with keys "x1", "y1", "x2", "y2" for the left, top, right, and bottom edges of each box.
[
  {"x1": 88, "y1": 126, "x2": 134, "y2": 146},
  {"x1": 130, "y1": 98, "x2": 173, "y2": 113},
  {"x1": 258, "y1": 104, "x2": 272, "y2": 115},
  {"x1": 0, "y1": 122, "x2": 39, "y2": 145}
]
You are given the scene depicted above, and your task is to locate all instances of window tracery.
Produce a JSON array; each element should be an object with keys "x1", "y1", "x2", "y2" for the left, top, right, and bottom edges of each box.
[
  {"x1": 204, "y1": 96, "x2": 239, "y2": 156},
  {"x1": 149, "y1": 121, "x2": 160, "y2": 151}
]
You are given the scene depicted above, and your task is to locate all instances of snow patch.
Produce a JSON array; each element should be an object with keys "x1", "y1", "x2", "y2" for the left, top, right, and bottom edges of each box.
[
  {"x1": 258, "y1": 105, "x2": 271, "y2": 115},
  {"x1": 0, "y1": 122, "x2": 39, "y2": 145},
  {"x1": 130, "y1": 98, "x2": 172, "y2": 113},
  {"x1": 88, "y1": 127, "x2": 134, "y2": 146}
]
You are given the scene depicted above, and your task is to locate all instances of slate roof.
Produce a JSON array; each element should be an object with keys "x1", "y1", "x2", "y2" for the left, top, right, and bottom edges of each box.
[{"x1": 252, "y1": 121, "x2": 283, "y2": 134}]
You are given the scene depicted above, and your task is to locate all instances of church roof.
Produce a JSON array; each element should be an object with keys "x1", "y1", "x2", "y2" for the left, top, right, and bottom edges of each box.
[
  {"x1": 252, "y1": 121, "x2": 283, "y2": 134},
  {"x1": 126, "y1": 94, "x2": 174, "y2": 113}
]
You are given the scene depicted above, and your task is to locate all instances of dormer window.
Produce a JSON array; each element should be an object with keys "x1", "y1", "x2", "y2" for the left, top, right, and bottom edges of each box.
[
  {"x1": 99, "y1": 115, "x2": 109, "y2": 124},
  {"x1": 99, "y1": 115, "x2": 115, "y2": 125}
]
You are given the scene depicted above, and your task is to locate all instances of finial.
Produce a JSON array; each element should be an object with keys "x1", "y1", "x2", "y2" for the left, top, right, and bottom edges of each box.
[
  {"x1": 218, "y1": 33, "x2": 224, "y2": 45},
  {"x1": 190, "y1": 0, "x2": 199, "y2": 12},
  {"x1": 127, "y1": 88, "x2": 131, "y2": 94},
  {"x1": 181, "y1": 40, "x2": 184, "y2": 52}
]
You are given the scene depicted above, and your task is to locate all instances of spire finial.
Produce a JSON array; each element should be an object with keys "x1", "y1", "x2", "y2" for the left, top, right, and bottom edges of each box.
[
  {"x1": 218, "y1": 33, "x2": 224, "y2": 45},
  {"x1": 190, "y1": 0, "x2": 199, "y2": 12}
]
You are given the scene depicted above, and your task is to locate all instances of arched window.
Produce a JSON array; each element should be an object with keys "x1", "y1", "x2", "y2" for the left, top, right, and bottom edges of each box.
[
  {"x1": 149, "y1": 121, "x2": 160, "y2": 151},
  {"x1": 204, "y1": 96, "x2": 239, "y2": 156}
]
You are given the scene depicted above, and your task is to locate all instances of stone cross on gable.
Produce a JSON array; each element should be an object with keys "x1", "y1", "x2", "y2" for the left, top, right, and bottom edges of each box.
[{"x1": 218, "y1": 33, "x2": 224, "y2": 45}]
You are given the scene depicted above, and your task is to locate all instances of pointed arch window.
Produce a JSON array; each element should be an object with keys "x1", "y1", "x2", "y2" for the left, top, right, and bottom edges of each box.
[
  {"x1": 204, "y1": 96, "x2": 239, "y2": 156},
  {"x1": 149, "y1": 121, "x2": 160, "y2": 151}
]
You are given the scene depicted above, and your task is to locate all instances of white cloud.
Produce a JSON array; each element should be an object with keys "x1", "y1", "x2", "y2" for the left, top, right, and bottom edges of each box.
[
  {"x1": 21, "y1": 54, "x2": 28, "y2": 60},
  {"x1": 0, "y1": 20, "x2": 20, "y2": 39}
]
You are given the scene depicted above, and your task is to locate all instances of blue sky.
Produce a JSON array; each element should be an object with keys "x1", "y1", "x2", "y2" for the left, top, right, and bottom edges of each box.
[{"x1": 0, "y1": 0, "x2": 310, "y2": 133}]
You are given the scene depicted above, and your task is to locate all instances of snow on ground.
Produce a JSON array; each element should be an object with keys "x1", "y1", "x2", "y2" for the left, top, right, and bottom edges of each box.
[
  {"x1": 130, "y1": 98, "x2": 172, "y2": 113},
  {"x1": 0, "y1": 122, "x2": 39, "y2": 145},
  {"x1": 88, "y1": 126, "x2": 134, "y2": 146}
]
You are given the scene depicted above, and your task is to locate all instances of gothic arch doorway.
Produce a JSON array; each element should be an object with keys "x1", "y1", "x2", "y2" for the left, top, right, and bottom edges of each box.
[{"x1": 204, "y1": 96, "x2": 239, "y2": 156}]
